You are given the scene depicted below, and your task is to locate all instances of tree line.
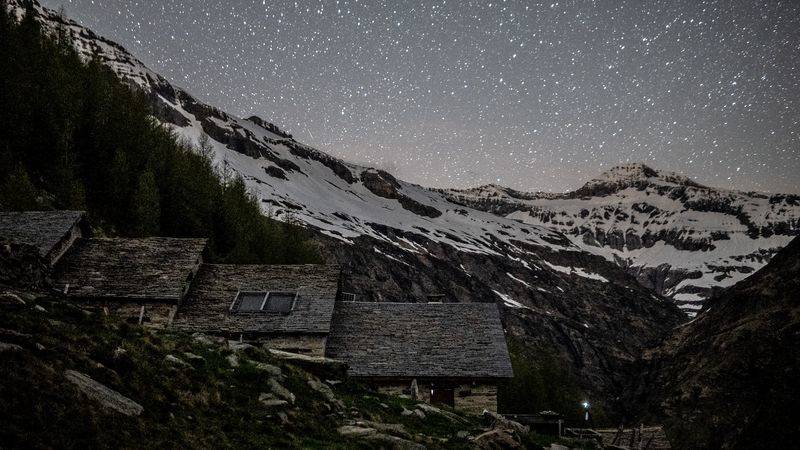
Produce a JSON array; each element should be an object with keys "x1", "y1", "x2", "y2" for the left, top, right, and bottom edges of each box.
[{"x1": 0, "y1": 1, "x2": 320, "y2": 264}]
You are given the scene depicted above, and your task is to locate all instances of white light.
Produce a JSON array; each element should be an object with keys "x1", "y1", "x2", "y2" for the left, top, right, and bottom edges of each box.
[{"x1": 581, "y1": 401, "x2": 590, "y2": 409}]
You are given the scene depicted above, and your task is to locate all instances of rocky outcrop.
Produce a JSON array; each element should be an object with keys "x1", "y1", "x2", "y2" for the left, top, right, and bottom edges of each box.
[
  {"x1": 632, "y1": 236, "x2": 800, "y2": 448},
  {"x1": 361, "y1": 170, "x2": 442, "y2": 218},
  {"x1": 64, "y1": 370, "x2": 144, "y2": 416}
]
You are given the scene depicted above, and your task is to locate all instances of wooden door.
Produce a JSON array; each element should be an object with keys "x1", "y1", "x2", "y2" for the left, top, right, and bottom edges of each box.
[{"x1": 430, "y1": 387, "x2": 455, "y2": 407}]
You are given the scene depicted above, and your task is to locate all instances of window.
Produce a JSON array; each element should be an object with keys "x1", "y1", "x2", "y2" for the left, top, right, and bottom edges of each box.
[
  {"x1": 264, "y1": 292, "x2": 295, "y2": 313},
  {"x1": 231, "y1": 291, "x2": 296, "y2": 313},
  {"x1": 339, "y1": 292, "x2": 356, "y2": 302},
  {"x1": 237, "y1": 292, "x2": 267, "y2": 312}
]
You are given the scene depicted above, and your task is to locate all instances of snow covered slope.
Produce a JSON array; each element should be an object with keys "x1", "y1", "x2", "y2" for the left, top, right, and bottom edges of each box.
[{"x1": 445, "y1": 163, "x2": 800, "y2": 316}]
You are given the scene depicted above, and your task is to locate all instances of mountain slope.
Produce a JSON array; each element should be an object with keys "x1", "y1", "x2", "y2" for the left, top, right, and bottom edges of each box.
[
  {"x1": 9, "y1": 0, "x2": 686, "y2": 419},
  {"x1": 633, "y1": 236, "x2": 800, "y2": 448},
  {"x1": 445, "y1": 163, "x2": 800, "y2": 316}
]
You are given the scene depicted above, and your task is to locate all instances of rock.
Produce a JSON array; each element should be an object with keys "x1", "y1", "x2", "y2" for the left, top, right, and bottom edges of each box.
[
  {"x1": 308, "y1": 377, "x2": 345, "y2": 409},
  {"x1": 112, "y1": 347, "x2": 127, "y2": 359},
  {"x1": 64, "y1": 370, "x2": 143, "y2": 416},
  {"x1": 416, "y1": 403, "x2": 466, "y2": 423},
  {"x1": 482, "y1": 410, "x2": 530, "y2": 435},
  {"x1": 473, "y1": 429, "x2": 521, "y2": 449},
  {"x1": 34, "y1": 304, "x2": 47, "y2": 313},
  {"x1": 268, "y1": 378, "x2": 295, "y2": 404},
  {"x1": 226, "y1": 353, "x2": 239, "y2": 368},
  {"x1": 456, "y1": 430, "x2": 471, "y2": 440},
  {"x1": 410, "y1": 378, "x2": 419, "y2": 400},
  {"x1": 252, "y1": 361, "x2": 282, "y2": 377},
  {"x1": 191, "y1": 333, "x2": 216, "y2": 346},
  {"x1": 165, "y1": 354, "x2": 191, "y2": 368},
  {"x1": 268, "y1": 349, "x2": 348, "y2": 378},
  {"x1": 183, "y1": 352, "x2": 205, "y2": 362},
  {"x1": 0, "y1": 341, "x2": 24, "y2": 353},
  {"x1": 337, "y1": 425, "x2": 376, "y2": 437},
  {"x1": 227, "y1": 340, "x2": 254, "y2": 352},
  {"x1": 549, "y1": 444, "x2": 569, "y2": 450},
  {"x1": 380, "y1": 402, "x2": 390, "y2": 409},
  {"x1": 276, "y1": 411, "x2": 290, "y2": 425},
  {"x1": 258, "y1": 393, "x2": 288, "y2": 408},
  {"x1": 353, "y1": 420, "x2": 410, "y2": 439},
  {"x1": 402, "y1": 408, "x2": 426, "y2": 420},
  {"x1": 0, "y1": 292, "x2": 26, "y2": 306},
  {"x1": 35, "y1": 342, "x2": 45, "y2": 351},
  {"x1": 365, "y1": 432, "x2": 427, "y2": 450},
  {"x1": 0, "y1": 328, "x2": 32, "y2": 340}
]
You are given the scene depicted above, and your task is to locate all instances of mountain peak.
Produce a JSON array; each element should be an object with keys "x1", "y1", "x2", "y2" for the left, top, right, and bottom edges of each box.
[{"x1": 575, "y1": 163, "x2": 704, "y2": 197}]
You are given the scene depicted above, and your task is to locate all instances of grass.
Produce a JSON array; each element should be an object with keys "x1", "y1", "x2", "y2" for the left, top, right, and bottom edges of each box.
[{"x1": 0, "y1": 290, "x2": 599, "y2": 449}]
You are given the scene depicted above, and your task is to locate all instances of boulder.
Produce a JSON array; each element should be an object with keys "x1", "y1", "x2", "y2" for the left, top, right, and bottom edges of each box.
[
  {"x1": 365, "y1": 432, "x2": 427, "y2": 450},
  {"x1": 252, "y1": 361, "x2": 282, "y2": 377},
  {"x1": 0, "y1": 341, "x2": 24, "y2": 353},
  {"x1": 226, "y1": 353, "x2": 239, "y2": 368},
  {"x1": 258, "y1": 392, "x2": 288, "y2": 408},
  {"x1": 64, "y1": 370, "x2": 143, "y2": 416},
  {"x1": 352, "y1": 420, "x2": 410, "y2": 439},
  {"x1": 337, "y1": 425, "x2": 376, "y2": 437},
  {"x1": 268, "y1": 349, "x2": 347, "y2": 378},
  {"x1": 164, "y1": 354, "x2": 191, "y2": 368},
  {"x1": 416, "y1": 403, "x2": 467, "y2": 423},
  {"x1": 268, "y1": 378, "x2": 295, "y2": 404},
  {"x1": 482, "y1": 410, "x2": 530, "y2": 435},
  {"x1": 473, "y1": 429, "x2": 521, "y2": 449},
  {"x1": 308, "y1": 377, "x2": 345, "y2": 410}
]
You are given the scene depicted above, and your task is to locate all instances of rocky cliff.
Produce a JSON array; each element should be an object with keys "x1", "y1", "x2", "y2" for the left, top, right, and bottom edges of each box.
[{"x1": 632, "y1": 236, "x2": 800, "y2": 448}]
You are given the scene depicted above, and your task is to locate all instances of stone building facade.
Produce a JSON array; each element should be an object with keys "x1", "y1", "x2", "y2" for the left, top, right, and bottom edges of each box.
[
  {"x1": 52, "y1": 236, "x2": 207, "y2": 327},
  {"x1": 325, "y1": 301, "x2": 513, "y2": 414},
  {"x1": 172, "y1": 264, "x2": 340, "y2": 356}
]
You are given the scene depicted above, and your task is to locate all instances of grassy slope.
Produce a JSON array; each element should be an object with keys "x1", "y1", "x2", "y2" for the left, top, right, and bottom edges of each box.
[{"x1": 1, "y1": 289, "x2": 593, "y2": 449}]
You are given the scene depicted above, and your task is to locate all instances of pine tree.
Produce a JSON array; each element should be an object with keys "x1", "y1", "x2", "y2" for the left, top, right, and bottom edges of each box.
[{"x1": 131, "y1": 170, "x2": 161, "y2": 236}]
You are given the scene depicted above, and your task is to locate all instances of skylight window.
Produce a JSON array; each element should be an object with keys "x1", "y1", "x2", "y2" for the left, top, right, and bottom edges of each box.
[{"x1": 231, "y1": 291, "x2": 296, "y2": 313}]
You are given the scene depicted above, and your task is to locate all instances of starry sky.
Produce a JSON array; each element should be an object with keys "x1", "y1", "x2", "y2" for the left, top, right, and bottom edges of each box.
[{"x1": 45, "y1": 0, "x2": 800, "y2": 193}]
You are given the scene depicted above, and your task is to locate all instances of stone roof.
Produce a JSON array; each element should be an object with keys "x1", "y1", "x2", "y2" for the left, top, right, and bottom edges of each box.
[
  {"x1": 0, "y1": 210, "x2": 86, "y2": 259},
  {"x1": 173, "y1": 264, "x2": 340, "y2": 335},
  {"x1": 325, "y1": 302, "x2": 513, "y2": 379},
  {"x1": 53, "y1": 237, "x2": 206, "y2": 301}
]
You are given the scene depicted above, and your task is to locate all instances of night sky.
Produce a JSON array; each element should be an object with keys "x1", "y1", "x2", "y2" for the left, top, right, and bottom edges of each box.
[{"x1": 45, "y1": 0, "x2": 800, "y2": 194}]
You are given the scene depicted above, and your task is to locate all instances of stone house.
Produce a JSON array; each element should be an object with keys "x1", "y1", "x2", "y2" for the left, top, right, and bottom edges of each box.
[
  {"x1": 53, "y1": 237, "x2": 207, "y2": 328},
  {"x1": 0, "y1": 210, "x2": 89, "y2": 266},
  {"x1": 172, "y1": 264, "x2": 340, "y2": 357},
  {"x1": 2, "y1": 210, "x2": 516, "y2": 414},
  {"x1": 324, "y1": 301, "x2": 513, "y2": 414}
]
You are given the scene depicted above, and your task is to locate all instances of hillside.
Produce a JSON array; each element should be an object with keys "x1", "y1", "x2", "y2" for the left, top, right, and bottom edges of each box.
[
  {"x1": 2, "y1": 283, "x2": 600, "y2": 449},
  {"x1": 445, "y1": 163, "x2": 800, "y2": 316},
  {"x1": 632, "y1": 236, "x2": 800, "y2": 448}
]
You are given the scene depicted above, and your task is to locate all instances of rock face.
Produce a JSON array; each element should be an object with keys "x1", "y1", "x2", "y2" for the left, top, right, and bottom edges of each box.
[
  {"x1": 444, "y1": 163, "x2": 800, "y2": 316},
  {"x1": 633, "y1": 236, "x2": 800, "y2": 448},
  {"x1": 64, "y1": 370, "x2": 144, "y2": 416}
]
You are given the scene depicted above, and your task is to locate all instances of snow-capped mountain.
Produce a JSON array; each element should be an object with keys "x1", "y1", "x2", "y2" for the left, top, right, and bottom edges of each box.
[
  {"x1": 12, "y1": 0, "x2": 690, "y2": 413},
  {"x1": 444, "y1": 163, "x2": 800, "y2": 316}
]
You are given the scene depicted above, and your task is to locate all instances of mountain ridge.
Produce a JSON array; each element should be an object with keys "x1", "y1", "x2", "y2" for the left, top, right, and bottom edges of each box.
[{"x1": 444, "y1": 163, "x2": 800, "y2": 315}]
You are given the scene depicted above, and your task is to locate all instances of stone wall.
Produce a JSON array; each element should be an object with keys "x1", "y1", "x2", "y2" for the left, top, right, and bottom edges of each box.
[
  {"x1": 369, "y1": 378, "x2": 498, "y2": 414},
  {"x1": 255, "y1": 334, "x2": 327, "y2": 357},
  {"x1": 101, "y1": 301, "x2": 178, "y2": 329}
]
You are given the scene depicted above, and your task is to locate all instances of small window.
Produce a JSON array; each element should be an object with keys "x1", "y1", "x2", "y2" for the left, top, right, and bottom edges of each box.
[
  {"x1": 339, "y1": 292, "x2": 356, "y2": 302},
  {"x1": 236, "y1": 292, "x2": 267, "y2": 312},
  {"x1": 265, "y1": 292, "x2": 296, "y2": 313}
]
